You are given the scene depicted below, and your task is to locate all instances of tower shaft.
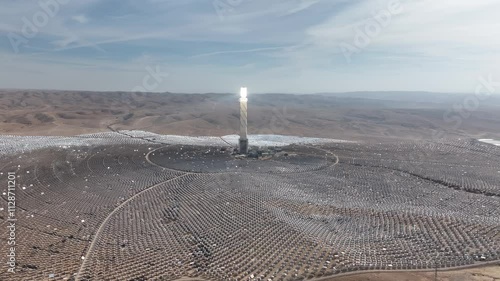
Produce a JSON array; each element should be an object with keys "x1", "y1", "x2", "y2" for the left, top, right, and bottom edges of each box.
[{"x1": 239, "y1": 96, "x2": 248, "y2": 154}]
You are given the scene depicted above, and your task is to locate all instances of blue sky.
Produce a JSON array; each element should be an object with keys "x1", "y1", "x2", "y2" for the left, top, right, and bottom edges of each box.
[{"x1": 0, "y1": 0, "x2": 499, "y2": 93}]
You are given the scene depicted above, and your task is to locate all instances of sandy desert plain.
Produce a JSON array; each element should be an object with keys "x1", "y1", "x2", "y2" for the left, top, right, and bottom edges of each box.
[{"x1": 0, "y1": 90, "x2": 499, "y2": 281}]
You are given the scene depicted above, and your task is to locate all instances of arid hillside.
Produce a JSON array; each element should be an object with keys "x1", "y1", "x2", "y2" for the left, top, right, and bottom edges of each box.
[{"x1": 1, "y1": 89, "x2": 500, "y2": 140}]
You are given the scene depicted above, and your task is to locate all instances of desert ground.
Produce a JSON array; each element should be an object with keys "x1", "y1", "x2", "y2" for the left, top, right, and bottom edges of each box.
[
  {"x1": 1, "y1": 90, "x2": 500, "y2": 140},
  {"x1": 0, "y1": 90, "x2": 499, "y2": 281},
  {"x1": 324, "y1": 264, "x2": 500, "y2": 281}
]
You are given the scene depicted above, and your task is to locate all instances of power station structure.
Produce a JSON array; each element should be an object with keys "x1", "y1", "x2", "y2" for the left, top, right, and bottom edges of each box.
[{"x1": 239, "y1": 87, "x2": 248, "y2": 154}]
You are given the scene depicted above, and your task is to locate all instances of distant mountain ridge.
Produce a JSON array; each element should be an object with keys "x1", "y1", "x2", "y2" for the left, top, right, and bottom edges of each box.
[{"x1": 0, "y1": 89, "x2": 499, "y2": 140}]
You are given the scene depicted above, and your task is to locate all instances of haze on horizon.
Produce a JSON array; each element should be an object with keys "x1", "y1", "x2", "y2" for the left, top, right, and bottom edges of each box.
[{"x1": 1, "y1": 0, "x2": 499, "y2": 94}]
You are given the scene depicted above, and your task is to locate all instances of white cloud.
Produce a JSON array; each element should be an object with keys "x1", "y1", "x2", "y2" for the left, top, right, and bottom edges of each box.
[
  {"x1": 284, "y1": 0, "x2": 321, "y2": 15},
  {"x1": 72, "y1": 15, "x2": 89, "y2": 24},
  {"x1": 190, "y1": 46, "x2": 295, "y2": 58},
  {"x1": 306, "y1": 0, "x2": 500, "y2": 53}
]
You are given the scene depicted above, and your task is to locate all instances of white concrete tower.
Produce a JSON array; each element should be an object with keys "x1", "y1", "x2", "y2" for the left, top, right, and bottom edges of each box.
[{"x1": 239, "y1": 87, "x2": 248, "y2": 154}]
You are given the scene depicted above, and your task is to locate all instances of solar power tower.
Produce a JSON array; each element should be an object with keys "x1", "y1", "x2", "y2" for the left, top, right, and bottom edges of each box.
[{"x1": 239, "y1": 87, "x2": 248, "y2": 154}]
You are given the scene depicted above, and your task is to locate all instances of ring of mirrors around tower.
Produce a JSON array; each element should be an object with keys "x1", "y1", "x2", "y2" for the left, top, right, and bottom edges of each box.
[{"x1": 148, "y1": 144, "x2": 336, "y2": 174}]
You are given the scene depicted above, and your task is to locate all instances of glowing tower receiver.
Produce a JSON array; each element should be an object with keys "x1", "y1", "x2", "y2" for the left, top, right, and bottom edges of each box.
[{"x1": 239, "y1": 87, "x2": 248, "y2": 154}]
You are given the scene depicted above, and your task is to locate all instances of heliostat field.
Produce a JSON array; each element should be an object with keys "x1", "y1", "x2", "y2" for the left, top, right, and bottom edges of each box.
[{"x1": 0, "y1": 132, "x2": 499, "y2": 281}]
